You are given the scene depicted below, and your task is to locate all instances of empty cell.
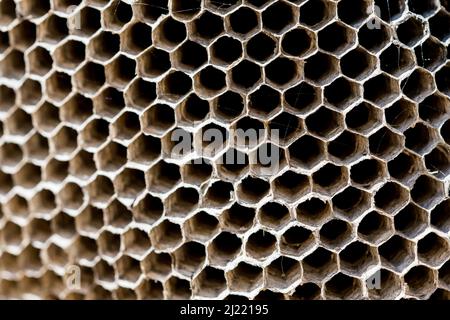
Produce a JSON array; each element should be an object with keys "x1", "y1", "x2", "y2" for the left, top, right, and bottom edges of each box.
[
  {"x1": 75, "y1": 205, "x2": 103, "y2": 235},
  {"x1": 230, "y1": 60, "x2": 262, "y2": 92},
  {"x1": 210, "y1": 36, "x2": 242, "y2": 66},
  {"x1": 236, "y1": 176, "x2": 270, "y2": 204},
  {"x1": 0, "y1": 0, "x2": 16, "y2": 26},
  {"x1": 340, "y1": 241, "x2": 378, "y2": 276},
  {"x1": 303, "y1": 247, "x2": 338, "y2": 282},
  {"x1": 150, "y1": 220, "x2": 183, "y2": 251},
  {"x1": 415, "y1": 38, "x2": 446, "y2": 72},
  {"x1": 195, "y1": 66, "x2": 226, "y2": 97},
  {"x1": 282, "y1": 27, "x2": 315, "y2": 58},
  {"x1": 367, "y1": 268, "x2": 403, "y2": 299},
  {"x1": 171, "y1": 0, "x2": 201, "y2": 20},
  {"x1": 191, "y1": 11, "x2": 224, "y2": 43},
  {"x1": 26, "y1": 129, "x2": 50, "y2": 158},
  {"x1": 338, "y1": 0, "x2": 370, "y2": 27},
  {"x1": 106, "y1": 55, "x2": 136, "y2": 89},
  {"x1": 429, "y1": 10, "x2": 450, "y2": 42},
  {"x1": 273, "y1": 170, "x2": 309, "y2": 202},
  {"x1": 121, "y1": 22, "x2": 152, "y2": 55},
  {"x1": 18, "y1": 246, "x2": 43, "y2": 273},
  {"x1": 405, "y1": 122, "x2": 437, "y2": 155},
  {"x1": 116, "y1": 255, "x2": 142, "y2": 284},
  {"x1": 6, "y1": 109, "x2": 33, "y2": 137},
  {"x1": 111, "y1": 111, "x2": 140, "y2": 142},
  {"x1": 103, "y1": 1, "x2": 133, "y2": 31},
  {"x1": 0, "y1": 85, "x2": 15, "y2": 113},
  {"x1": 114, "y1": 168, "x2": 146, "y2": 199},
  {"x1": 74, "y1": 62, "x2": 105, "y2": 95},
  {"x1": 88, "y1": 32, "x2": 120, "y2": 62},
  {"x1": 418, "y1": 232, "x2": 449, "y2": 267},
  {"x1": 39, "y1": 14, "x2": 68, "y2": 43},
  {"x1": 380, "y1": 44, "x2": 415, "y2": 77},
  {"x1": 333, "y1": 186, "x2": 371, "y2": 221},
  {"x1": 0, "y1": 143, "x2": 23, "y2": 170},
  {"x1": 431, "y1": 200, "x2": 450, "y2": 233},
  {"x1": 411, "y1": 175, "x2": 444, "y2": 209},
  {"x1": 379, "y1": 235, "x2": 415, "y2": 272},
  {"x1": 385, "y1": 98, "x2": 417, "y2": 131},
  {"x1": 318, "y1": 22, "x2": 355, "y2": 55},
  {"x1": 350, "y1": 158, "x2": 385, "y2": 188},
  {"x1": 299, "y1": 0, "x2": 335, "y2": 29},
  {"x1": 341, "y1": 47, "x2": 376, "y2": 80},
  {"x1": 227, "y1": 262, "x2": 263, "y2": 293},
  {"x1": 374, "y1": 182, "x2": 409, "y2": 214},
  {"x1": 0, "y1": 50, "x2": 25, "y2": 80},
  {"x1": 288, "y1": 135, "x2": 325, "y2": 169},
  {"x1": 141, "y1": 251, "x2": 172, "y2": 280},
  {"x1": 93, "y1": 259, "x2": 115, "y2": 284},
  {"x1": 221, "y1": 203, "x2": 255, "y2": 234},
  {"x1": 262, "y1": 1, "x2": 296, "y2": 34},
  {"x1": 182, "y1": 160, "x2": 213, "y2": 186},
  {"x1": 409, "y1": 0, "x2": 439, "y2": 16},
  {"x1": 345, "y1": 101, "x2": 382, "y2": 134},
  {"x1": 185, "y1": 211, "x2": 219, "y2": 242},
  {"x1": 397, "y1": 17, "x2": 426, "y2": 47},
  {"x1": 216, "y1": 147, "x2": 247, "y2": 180},
  {"x1": 374, "y1": 0, "x2": 405, "y2": 22},
  {"x1": 86, "y1": 175, "x2": 114, "y2": 206},
  {"x1": 1, "y1": 221, "x2": 23, "y2": 248},
  {"x1": 228, "y1": 6, "x2": 259, "y2": 37},
  {"x1": 401, "y1": 69, "x2": 435, "y2": 102},
  {"x1": 208, "y1": 232, "x2": 242, "y2": 266},
  {"x1": 43, "y1": 159, "x2": 68, "y2": 183},
  {"x1": 141, "y1": 104, "x2": 175, "y2": 136},
  {"x1": 296, "y1": 197, "x2": 331, "y2": 226},
  {"x1": 54, "y1": 40, "x2": 85, "y2": 71},
  {"x1": 193, "y1": 267, "x2": 227, "y2": 298},
  {"x1": 134, "y1": 0, "x2": 167, "y2": 23},
  {"x1": 159, "y1": 71, "x2": 192, "y2": 102},
  {"x1": 269, "y1": 112, "x2": 304, "y2": 145},
  {"x1": 80, "y1": 119, "x2": 109, "y2": 150},
  {"x1": 358, "y1": 21, "x2": 391, "y2": 53},
  {"x1": 306, "y1": 107, "x2": 343, "y2": 139},
  {"x1": 94, "y1": 87, "x2": 125, "y2": 119},
  {"x1": 246, "y1": 229, "x2": 277, "y2": 260},
  {"x1": 123, "y1": 228, "x2": 151, "y2": 258},
  {"x1": 404, "y1": 265, "x2": 437, "y2": 298},
  {"x1": 246, "y1": 32, "x2": 277, "y2": 63},
  {"x1": 96, "y1": 142, "x2": 127, "y2": 172},
  {"x1": 325, "y1": 273, "x2": 363, "y2": 299},
  {"x1": 69, "y1": 150, "x2": 96, "y2": 179},
  {"x1": 312, "y1": 163, "x2": 348, "y2": 196},
  {"x1": 266, "y1": 256, "x2": 302, "y2": 290},
  {"x1": 279, "y1": 225, "x2": 315, "y2": 258},
  {"x1": 70, "y1": 7, "x2": 101, "y2": 37},
  {"x1": 51, "y1": 212, "x2": 76, "y2": 240},
  {"x1": 320, "y1": 219, "x2": 353, "y2": 249},
  {"x1": 61, "y1": 94, "x2": 93, "y2": 126},
  {"x1": 358, "y1": 210, "x2": 393, "y2": 244},
  {"x1": 173, "y1": 40, "x2": 207, "y2": 72},
  {"x1": 128, "y1": 134, "x2": 161, "y2": 165},
  {"x1": 165, "y1": 187, "x2": 199, "y2": 217},
  {"x1": 19, "y1": 79, "x2": 42, "y2": 107},
  {"x1": 179, "y1": 93, "x2": 210, "y2": 124},
  {"x1": 248, "y1": 85, "x2": 281, "y2": 118},
  {"x1": 132, "y1": 193, "x2": 163, "y2": 225},
  {"x1": 265, "y1": 57, "x2": 300, "y2": 88},
  {"x1": 10, "y1": 21, "x2": 36, "y2": 51},
  {"x1": 155, "y1": 16, "x2": 187, "y2": 49},
  {"x1": 419, "y1": 93, "x2": 449, "y2": 127},
  {"x1": 258, "y1": 201, "x2": 290, "y2": 230},
  {"x1": 304, "y1": 52, "x2": 339, "y2": 85},
  {"x1": 3, "y1": 195, "x2": 28, "y2": 222},
  {"x1": 365, "y1": 73, "x2": 400, "y2": 107},
  {"x1": 13, "y1": 163, "x2": 40, "y2": 189},
  {"x1": 165, "y1": 277, "x2": 192, "y2": 300},
  {"x1": 204, "y1": 180, "x2": 234, "y2": 208},
  {"x1": 291, "y1": 283, "x2": 321, "y2": 300},
  {"x1": 58, "y1": 182, "x2": 84, "y2": 212},
  {"x1": 369, "y1": 127, "x2": 404, "y2": 160},
  {"x1": 425, "y1": 145, "x2": 450, "y2": 178}
]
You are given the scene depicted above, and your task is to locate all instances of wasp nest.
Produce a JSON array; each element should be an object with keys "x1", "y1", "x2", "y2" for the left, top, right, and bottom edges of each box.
[{"x1": 0, "y1": 0, "x2": 449, "y2": 300}]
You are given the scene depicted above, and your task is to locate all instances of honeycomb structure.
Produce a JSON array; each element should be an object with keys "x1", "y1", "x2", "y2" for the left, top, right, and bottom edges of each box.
[{"x1": 0, "y1": 0, "x2": 449, "y2": 300}]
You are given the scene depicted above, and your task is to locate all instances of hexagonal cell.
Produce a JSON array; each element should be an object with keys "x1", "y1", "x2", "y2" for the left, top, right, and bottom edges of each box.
[
  {"x1": 340, "y1": 241, "x2": 378, "y2": 276},
  {"x1": 103, "y1": 0, "x2": 133, "y2": 31},
  {"x1": 379, "y1": 235, "x2": 415, "y2": 272},
  {"x1": 245, "y1": 32, "x2": 277, "y2": 63},
  {"x1": 95, "y1": 142, "x2": 127, "y2": 172},
  {"x1": 288, "y1": 135, "x2": 325, "y2": 169},
  {"x1": 192, "y1": 267, "x2": 227, "y2": 298},
  {"x1": 425, "y1": 145, "x2": 450, "y2": 179},
  {"x1": 312, "y1": 163, "x2": 348, "y2": 196},
  {"x1": 306, "y1": 106, "x2": 343, "y2": 139},
  {"x1": 318, "y1": 22, "x2": 356, "y2": 55},
  {"x1": 304, "y1": 52, "x2": 339, "y2": 85},
  {"x1": 283, "y1": 81, "x2": 321, "y2": 115},
  {"x1": 165, "y1": 276, "x2": 192, "y2": 300},
  {"x1": 210, "y1": 36, "x2": 242, "y2": 67},
  {"x1": 273, "y1": 170, "x2": 310, "y2": 203},
  {"x1": 216, "y1": 148, "x2": 249, "y2": 181},
  {"x1": 236, "y1": 176, "x2": 270, "y2": 204},
  {"x1": 419, "y1": 93, "x2": 449, "y2": 128},
  {"x1": 0, "y1": 143, "x2": 24, "y2": 170},
  {"x1": 18, "y1": 79, "x2": 42, "y2": 108},
  {"x1": 133, "y1": 0, "x2": 167, "y2": 23},
  {"x1": 159, "y1": 71, "x2": 192, "y2": 103},
  {"x1": 0, "y1": 49, "x2": 25, "y2": 80},
  {"x1": 296, "y1": 197, "x2": 331, "y2": 226},
  {"x1": 337, "y1": 0, "x2": 370, "y2": 27},
  {"x1": 86, "y1": 175, "x2": 114, "y2": 206},
  {"x1": 111, "y1": 111, "x2": 140, "y2": 143},
  {"x1": 405, "y1": 122, "x2": 437, "y2": 155},
  {"x1": 369, "y1": 127, "x2": 404, "y2": 160},
  {"x1": 333, "y1": 186, "x2": 371, "y2": 221},
  {"x1": 265, "y1": 57, "x2": 301, "y2": 89},
  {"x1": 120, "y1": 22, "x2": 152, "y2": 55},
  {"x1": 69, "y1": 150, "x2": 96, "y2": 180},
  {"x1": 68, "y1": 6, "x2": 101, "y2": 37},
  {"x1": 185, "y1": 211, "x2": 219, "y2": 242},
  {"x1": 208, "y1": 232, "x2": 242, "y2": 267},
  {"x1": 359, "y1": 210, "x2": 393, "y2": 245},
  {"x1": 190, "y1": 10, "x2": 224, "y2": 44},
  {"x1": 13, "y1": 163, "x2": 41, "y2": 189},
  {"x1": 291, "y1": 282, "x2": 321, "y2": 300},
  {"x1": 116, "y1": 255, "x2": 142, "y2": 284},
  {"x1": 299, "y1": 0, "x2": 335, "y2": 29},
  {"x1": 351, "y1": 158, "x2": 385, "y2": 189},
  {"x1": 6, "y1": 108, "x2": 33, "y2": 137},
  {"x1": 345, "y1": 101, "x2": 382, "y2": 135},
  {"x1": 178, "y1": 93, "x2": 210, "y2": 125},
  {"x1": 281, "y1": 27, "x2": 315, "y2": 58},
  {"x1": 227, "y1": 6, "x2": 259, "y2": 38},
  {"x1": 194, "y1": 66, "x2": 227, "y2": 98},
  {"x1": 396, "y1": 16, "x2": 426, "y2": 47},
  {"x1": 341, "y1": 47, "x2": 376, "y2": 80},
  {"x1": 123, "y1": 228, "x2": 151, "y2": 258},
  {"x1": 181, "y1": 160, "x2": 213, "y2": 186},
  {"x1": 320, "y1": 219, "x2": 353, "y2": 250},
  {"x1": 75, "y1": 205, "x2": 103, "y2": 235},
  {"x1": 51, "y1": 212, "x2": 76, "y2": 240},
  {"x1": 246, "y1": 229, "x2": 276, "y2": 260},
  {"x1": 203, "y1": 180, "x2": 234, "y2": 208},
  {"x1": 174, "y1": 242, "x2": 205, "y2": 277},
  {"x1": 431, "y1": 200, "x2": 450, "y2": 233},
  {"x1": 27, "y1": 46, "x2": 53, "y2": 76},
  {"x1": 74, "y1": 62, "x2": 106, "y2": 95},
  {"x1": 69, "y1": 235, "x2": 98, "y2": 263},
  {"x1": 367, "y1": 268, "x2": 403, "y2": 299},
  {"x1": 0, "y1": 0, "x2": 16, "y2": 26},
  {"x1": 266, "y1": 256, "x2": 302, "y2": 291},
  {"x1": 418, "y1": 232, "x2": 450, "y2": 267},
  {"x1": 153, "y1": 16, "x2": 186, "y2": 50},
  {"x1": 411, "y1": 175, "x2": 444, "y2": 209},
  {"x1": 164, "y1": 187, "x2": 199, "y2": 218},
  {"x1": 230, "y1": 60, "x2": 262, "y2": 92},
  {"x1": 88, "y1": 31, "x2": 120, "y2": 62},
  {"x1": 401, "y1": 69, "x2": 436, "y2": 102},
  {"x1": 384, "y1": 98, "x2": 417, "y2": 132},
  {"x1": 103, "y1": 199, "x2": 133, "y2": 229},
  {"x1": 429, "y1": 10, "x2": 450, "y2": 42},
  {"x1": 114, "y1": 168, "x2": 146, "y2": 201},
  {"x1": 172, "y1": 40, "x2": 207, "y2": 73},
  {"x1": 374, "y1": 182, "x2": 409, "y2": 214},
  {"x1": 141, "y1": 251, "x2": 172, "y2": 281},
  {"x1": 404, "y1": 265, "x2": 437, "y2": 299},
  {"x1": 0, "y1": 85, "x2": 16, "y2": 114},
  {"x1": 58, "y1": 182, "x2": 85, "y2": 212},
  {"x1": 324, "y1": 273, "x2": 363, "y2": 299},
  {"x1": 227, "y1": 262, "x2": 263, "y2": 293},
  {"x1": 416, "y1": 38, "x2": 446, "y2": 72},
  {"x1": 262, "y1": 1, "x2": 296, "y2": 34},
  {"x1": 105, "y1": 55, "x2": 136, "y2": 89},
  {"x1": 303, "y1": 247, "x2": 338, "y2": 282},
  {"x1": 150, "y1": 220, "x2": 183, "y2": 251},
  {"x1": 358, "y1": 20, "x2": 391, "y2": 53},
  {"x1": 94, "y1": 87, "x2": 125, "y2": 119},
  {"x1": 1, "y1": 221, "x2": 23, "y2": 248}
]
